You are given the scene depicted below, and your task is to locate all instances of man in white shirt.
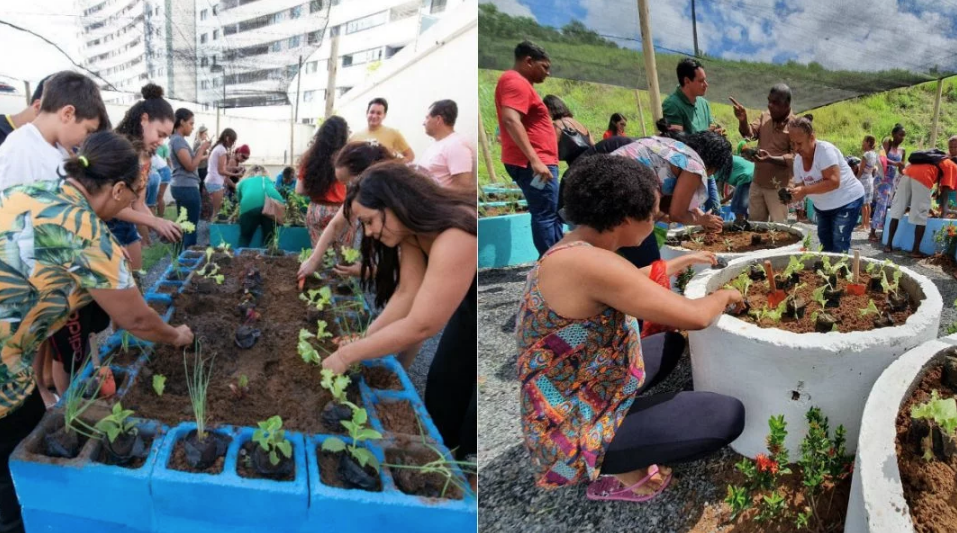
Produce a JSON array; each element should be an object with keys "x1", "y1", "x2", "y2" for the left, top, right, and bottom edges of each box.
[{"x1": 417, "y1": 100, "x2": 476, "y2": 193}]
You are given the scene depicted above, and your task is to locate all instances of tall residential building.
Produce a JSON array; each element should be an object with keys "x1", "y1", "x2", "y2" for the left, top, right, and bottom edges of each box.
[
  {"x1": 195, "y1": 0, "x2": 331, "y2": 109},
  {"x1": 288, "y1": 0, "x2": 461, "y2": 124},
  {"x1": 77, "y1": 0, "x2": 197, "y2": 104}
]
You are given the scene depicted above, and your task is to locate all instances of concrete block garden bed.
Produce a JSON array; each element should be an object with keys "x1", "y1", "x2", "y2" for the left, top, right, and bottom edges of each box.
[
  {"x1": 209, "y1": 223, "x2": 312, "y2": 253},
  {"x1": 685, "y1": 250, "x2": 943, "y2": 459},
  {"x1": 10, "y1": 247, "x2": 476, "y2": 533}
]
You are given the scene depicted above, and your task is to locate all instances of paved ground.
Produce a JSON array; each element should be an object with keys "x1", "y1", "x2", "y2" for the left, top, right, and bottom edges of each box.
[{"x1": 477, "y1": 223, "x2": 957, "y2": 533}]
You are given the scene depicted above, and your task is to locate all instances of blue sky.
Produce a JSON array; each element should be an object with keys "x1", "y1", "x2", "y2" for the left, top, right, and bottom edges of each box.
[{"x1": 487, "y1": 0, "x2": 957, "y2": 73}]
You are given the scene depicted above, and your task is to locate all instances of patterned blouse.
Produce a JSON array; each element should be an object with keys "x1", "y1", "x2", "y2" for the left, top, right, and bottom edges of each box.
[
  {"x1": 0, "y1": 180, "x2": 134, "y2": 418},
  {"x1": 516, "y1": 241, "x2": 646, "y2": 487},
  {"x1": 612, "y1": 136, "x2": 710, "y2": 213}
]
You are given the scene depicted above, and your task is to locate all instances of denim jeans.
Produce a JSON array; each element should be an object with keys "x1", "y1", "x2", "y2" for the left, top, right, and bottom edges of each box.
[
  {"x1": 816, "y1": 195, "x2": 864, "y2": 253},
  {"x1": 504, "y1": 164, "x2": 563, "y2": 256},
  {"x1": 730, "y1": 182, "x2": 751, "y2": 218},
  {"x1": 170, "y1": 186, "x2": 201, "y2": 248}
]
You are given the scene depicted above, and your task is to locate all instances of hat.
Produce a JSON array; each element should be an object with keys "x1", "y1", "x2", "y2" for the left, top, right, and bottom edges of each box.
[
  {"x1": 235, "y1": 144, "x2": 250, "y2": 156},
  {"x1": 198, "y1": 124, "x2": 208, "y2": 133}
]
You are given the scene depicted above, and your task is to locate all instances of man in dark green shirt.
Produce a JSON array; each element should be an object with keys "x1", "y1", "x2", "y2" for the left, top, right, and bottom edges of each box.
[
  {"x1": 715, "y1": 154, "x2": 755, "y2": 225},
  {"x1": 661, "y1": 58, "x2": 715, "y2": 134}
]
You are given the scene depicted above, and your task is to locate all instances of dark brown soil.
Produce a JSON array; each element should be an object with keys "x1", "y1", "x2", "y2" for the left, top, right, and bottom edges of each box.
[
  {"x1": 727, "y1": 268, "x2": 916, "y2": 333},
  {"x1": 122, "y1": 254, "x2": 343, "y2": 434},
  {"x1": 148, "y1": 301, "x2": 169, "y2": 316},
  {"x1": 385, "y1": 449, "x2": 465, "y2": 500},
  {"x1": 675, "y1": 228, "x2": 802, "y2": 253},
  {"x1": 318, "y1": 449, "x2": 382, "y2": 492},
  {"x1": 481, "y1": 204, "x2": 528, "y2": 218},
  {"x1": 924, "y1": 252, "x2": 957, "y2": 271},
  {"x1": 896, "y1": 363, "x2": 957, "y2": 532},
  {"x1": 93, "y1": 435, "x2": 154, "y2": 469},
  {"x1": 362, "y1": 365, "x2": 402, "y2": 391},
  {"x1": 155, "y1": 284, "x2": 178, "y2": 294},
  {"x1": 375, "y1": 400, "x2": 419, "y2": 435},
  {"x1": 168, "y1": 435, "x2": 228, "y2": 474},
  {"x1": 236, "y1": 440, "x2": 295, "y2": 482},
  {"x1": 108, "y1": 346, "x2": 142, "y2": 367}
]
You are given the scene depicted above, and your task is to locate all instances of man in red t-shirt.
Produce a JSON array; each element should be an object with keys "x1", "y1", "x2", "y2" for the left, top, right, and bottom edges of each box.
[{"x1": 495, "y1": 40, "x2": 562, "y2": 255}]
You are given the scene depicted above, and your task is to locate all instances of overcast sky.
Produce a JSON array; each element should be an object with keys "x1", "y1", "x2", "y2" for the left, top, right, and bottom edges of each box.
[
  {"x1": 487, "y1": 0, "x2": 957, "y2": 74},
  {"x1": 0, "y1": 0, "x2": 83, "y2": 91}
]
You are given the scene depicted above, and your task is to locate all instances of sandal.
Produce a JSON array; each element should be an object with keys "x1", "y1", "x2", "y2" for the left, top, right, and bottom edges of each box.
[{"x1": 586, "y1": 465, "x2": 672, "y2": 502}]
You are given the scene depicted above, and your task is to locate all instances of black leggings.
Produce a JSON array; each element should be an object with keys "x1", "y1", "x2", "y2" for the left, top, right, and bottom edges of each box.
[
  {"x1": 601, "y1": 332, "x2": 745, "y2": 475},
  {"x1": 425, "y1": 278, "x2": 477, "y2": 460},
  {"x1": 239, "y1": 209, "x2": 275, "y2": 248}
]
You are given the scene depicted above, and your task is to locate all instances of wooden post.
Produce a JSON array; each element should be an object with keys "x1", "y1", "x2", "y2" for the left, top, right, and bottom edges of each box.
[
  {"x1": 291, "y1": 54, "x2": 303, "y2": 166},
  {"x1": 930, "y1": 78, "x2": 944, "y2": 148},
  {"x1": 23, "y1": 81, "x2": 31, "y2": 106},
  {"x1": 478, "y1": 114, "x2": 498, "y2": 184},
  {"x1": 215, "y1": 106, "x2": 220, "y2": 137},
  {"x1": 634, "y1": 89, "x2": 647, "y2": 137},
  {"x1": 289, "y1": 105, "x2": 295, "y2": 166},
  {"x1": 324, "y1": 34, "x2": 340, "y2": 119},
  {"x1": 638, "y1": 0, "x2": 662, "y2": 121}
]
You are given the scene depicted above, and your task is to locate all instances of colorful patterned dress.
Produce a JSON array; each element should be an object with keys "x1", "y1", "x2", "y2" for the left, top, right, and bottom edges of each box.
[
  {"x1": 516, "y1": 241, "x2": 646, "y2": 488},
  {"x1": 873, "y1": 146, "x2": 902, "y2": 231},
  {"x1": 611, "y1": 137, "x2": 711, "y2": 213}
]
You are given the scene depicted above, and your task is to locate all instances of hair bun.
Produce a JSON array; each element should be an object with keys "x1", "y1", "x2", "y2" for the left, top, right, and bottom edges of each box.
[
  {"x1": 141, "y1": 83, "x2": 164, "y2": 100},
  {"x1": 802, "y1": 114, "x2": 814, "y2": 122}
]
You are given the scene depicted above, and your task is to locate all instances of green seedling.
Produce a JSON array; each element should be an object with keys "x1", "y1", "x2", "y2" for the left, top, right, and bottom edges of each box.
[
  {"x1": 725, "y1": 485, "x2": 751, "y2": 521},
  {"x1": 152, "y1": 374, "x2": 166, "y2": 396},
  {"x1": 239, "y1": 374, "x2": 248, "y2": 389},
  {"x1": 321, "y1": 407, "x2": 383, "y2": 472},
  {"x1": 298, "y1": 247, "x2": 313, "y2": 263},
  {"x1": 811, "y1": 285, "x2": 828, "y2": 310},
  {"x1": 881, "y1": 268, "x2": 903, "y2": 297},
  {"x1": 911, "y1": 390, "x2": 957, "y2": 461},
  {"x1": 724, "y1": 272, "x2": 753, "y2": 298},
  {"x1": 184, "y1": 340, "x2": 214, "y2": 441},
  {"x1": 94, "y1": 402, "x2": 137, "y2": 443},
  {"x1": 723, "y1": 238, "x2": 734, "y2": 252},
  {"x1": 298, "y1": 329, "x2": 322, "y2": 365},
  {"x1": 690, "y1": 234, "x2": 705, "y2": 246},
  {"x1": 216, "y1": 239, "x2": 232, "y2": 253},
  {"x1": 859, "y1": 299, "x2": 880, "y2": 317},
  {"x1": 323, "y1": 248, "x2": 337, "y2": 269},
  {"x1": 782, "y1": 256, "x2": 805, "y2": 278},
  {"x1": 119, "y1": 330, "x2": 135, "y2": 353},
  {"x1": 315, "y1": 320, "x2": 333, "y2": 340},
  {"x1": 341, "y1": 247, "x2": 361, "y2": 265},
  {"x1": 320, "y1": 368, "x2": 357, "y2": 408},
  {"x1": 864, "y1": 261, "x2": 877, "y2": 275},
  {"x1": 382, "y1": 417, "x2": 476, "y2": 499},
  {"x1": 801, "y1": 232, "x2": 812, "y2": 250},
  {"x1": 169, "y1": 207, "x2": 196, "y2": 270},
  {"x1": 253, "y1": 415, "x2": 293, "y2": 466},
  {"x1": 749, "y1": 299, "x2": 787, "y2": 323},
  {"x1": 62, "y1": 352, "x2": 106, "y2": 439},
  {"x1": 299, "y1": 286, "x2": 333, "y2": 311}
]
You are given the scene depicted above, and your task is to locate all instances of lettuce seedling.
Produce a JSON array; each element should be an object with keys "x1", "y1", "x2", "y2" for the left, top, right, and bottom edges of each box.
[
  {"x1": 341, "y1": 247, "x2": 361, "y2": 265},
  {"x1": 152, "y1": 374, "x2": 166, "y2": 396},
  {"x1": 299, "y1": 286, "x2": 333, "y2": 311},
  {"x1": 94, "y1": 402, "x2": 138, "y2": 443},
  {"x1": 911, "y1": 390, "x2": 957, "y2": 461},
  {"x1": 859, "y1": 299, "x2": 880, "y2": 317},
  {"x1": 321, "y1": 407, "x2": 383, "y2": 472},
  {"x1": 252, "y1": 415, "x2": 293, "y2": 466},
  {"x1": 724, "y1": 272, "x2": 753, "y2": 299},
  {"x1": 298, "y1": 329, "x2": 322, "y2": 365},
  {"x1": 749, "y1": 300, "x2": 788, "y2": 322}
]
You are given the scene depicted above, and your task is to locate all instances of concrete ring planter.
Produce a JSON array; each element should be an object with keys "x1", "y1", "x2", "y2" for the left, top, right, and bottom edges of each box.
[
  {"x1": 844, "y1": 335, "x2": 957, "y2": 533},
  {"x1": 684, "y1": 250, "x2": 942, "y2": 459},
  {"x1": 661, "y1": 221, "x2": 807, "y2": 282}
]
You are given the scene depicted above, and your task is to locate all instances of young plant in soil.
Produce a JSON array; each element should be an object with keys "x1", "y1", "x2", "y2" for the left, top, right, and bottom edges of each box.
[
  {"x1": 749, "y1": 299, "x2": 787, "y2": 324},
  {"x1": 300, "y1": 286, "x2": 333, "y2": 312},
  {"x1": 320, "y1": 369, "x2": 357, "y2": 429},
  {"x1": 724, "y1": 272, "x2": 753, "y2": 316},
  {"x1": 864, "y1": 261, "x2": 883, "y2": 292},
  {"x1": 298, "y1": 328, "x2": 331, "y2": 366},
  {"x1": 298, "y1": 247, "x2": 312, "y2": 264},
  {"x1": 340, "y1": 246, "x2": 361, "y2": 266},
  {"x1": 169, "y1": 207, "x2": 196, "y2": 271},
  {"x1": 94, "y1": 402, "x2": 144, "y2": 465},
  {"x1": 910, "y1": 390, "x2": 957, "y2": 461},
  {"x1": 859, "y1": 299, "x2": 880, "y2": 318},
  {"x1": 723, "y1": 238, "x2": 734, "y2": 252},
  {"x1": 801, "y1": 231, "x2": 812, "y2": 251},
  {"x1": 250, "y1": 415, "x2": 294, "y2": 475},
  {"x1": 152, "y1": 374, "x2": 166, "y2": 396},
  {"x1": 321, "y1": 407, "x2": 383, "y2": 491},
  {"x1": 45, "y1": 354, "x2": 104, "y2": 458},
  {"x1": 675, "y1": 266, "x2": 695, "y2": 295},
  {"x1": 322, "y1": 248, "x2": 337, "y2": 270},
  {"x1": 181, "y1": 341, "x2": 226, "y2": 469},
  {"x1": 810, "y1": 287, "x2": 838, "y2": 333},
  {"x1": 383, "y1": 417, "x2": 476, "y2": 499},
  {"x1": 882, "y1": 267, "x2": 908, "y2": 312},
  {"x1": 785, "y1": 283, "x2": 808, "y2": 319},
  {"x1": 229, "y1": 374, "x2": 249, "y2": 399}
]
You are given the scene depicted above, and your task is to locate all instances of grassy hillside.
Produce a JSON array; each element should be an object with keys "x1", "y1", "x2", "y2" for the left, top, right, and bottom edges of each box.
[{"x1": 479, "y1": 70, "x2": 957, "y2": 186}]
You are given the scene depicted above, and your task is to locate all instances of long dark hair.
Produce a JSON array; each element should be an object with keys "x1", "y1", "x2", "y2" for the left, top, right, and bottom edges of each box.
[
  {"x1": 213, "y1": 128, "x2": 237, "y2": 150},
  {"x1": 300, "y1": 116, "x2": 349, "y2": 200},
  {"x1": 334, "y1": 141, "x2": 393, "y2": 178},
  {"x1": 543, "y1": 95, "x2": 573, "y2": 120},
  {"x1": 606, "y1": 112, "x2": 626, "y2": 135},
  {"x1": 114, "y1": 83, "x2": 174, "y2": 140},
  {"x1": 343, "y1": 162, "x2": 476, "y2": 307},
  {"x1": 62, "y1": 131, "x2": 140, "y2": 193},
  {"x1": 173, "y1": 108, "x2": 194, "y2": 131}
]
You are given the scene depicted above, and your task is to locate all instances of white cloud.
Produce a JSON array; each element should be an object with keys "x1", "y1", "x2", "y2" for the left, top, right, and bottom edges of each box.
[
  {"x1": 0, "y1": 0, "x2": 82, "y2": 88},
  {"x1": 488, "y1": 0, "x2": 537, "y2": 20}
]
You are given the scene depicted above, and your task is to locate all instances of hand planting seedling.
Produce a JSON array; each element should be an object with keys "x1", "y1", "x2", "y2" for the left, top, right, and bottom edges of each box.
[
  {"x1": 910, "y1": 390, "x2": 957, "y2": 461},
  {"x1": 724, "y1": 273, "x2": 752, "y2": 315},
  {"x1": 320, "y1": 368, "x2": 358, "y2": 429},
  {"x1": 251, "y1": 415, "x2": 293, "y2": 473},
  {"x1": 152, "y1": 374, "x2": 166, "y2": 396},
  {"x1": 322, "y1": 407, "x2": 383, "y2": 490},
  {"x1": 340, "y1": 246, "x2": 361, "y2": 266}
]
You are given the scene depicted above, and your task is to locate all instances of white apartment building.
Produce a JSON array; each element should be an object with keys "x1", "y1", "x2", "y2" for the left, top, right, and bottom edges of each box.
[
  {"x1": 77, "y1": 0, "x2": 197, "y2": 104},
  {"x1": 287, "y1": 0, "x2": 461, "y2": 124},
  {"x1": 194, "y1": 0, "x2": 331, "y2": 109}
]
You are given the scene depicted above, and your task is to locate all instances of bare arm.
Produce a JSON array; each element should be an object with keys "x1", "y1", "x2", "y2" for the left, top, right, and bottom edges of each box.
[
  {"x1": 89, "y1": 288, "x2": 188, "y2": 345},
  {"x1": 669, "y1": 169, "x2": 722, "y2": 232},
  {"x1": 501, "y1": 106, "x2": 550, "y2": 178},
  {"x1": 298, "y1": 206, "x2": 350, "y2": 280},
  {"x1": 400, "y1": 147, "x2": 415, "y2": 162},
  {"x1": 790, "y1": 165, "x2": 841, "y2": 200},
  {"x1": 175, "y1": 146, "x2": 207, "y2": 173},
  {"x1": 361, "y1": 245, "x2": 427, "y2": 339},
  {"x1": 449, "y1": 172, "x2": 477, "y2": 193}
]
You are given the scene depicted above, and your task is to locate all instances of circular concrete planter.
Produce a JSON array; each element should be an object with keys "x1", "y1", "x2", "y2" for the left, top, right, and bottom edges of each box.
[
  {"x1": 661, "y1": 222, "x2": 808, "y2": 280},
  {"x1": 684, "y1": 250, "x2": 942, "y2": 459},
  {"x1": 844, "y1": 335, "x2": 957, "y2": 533}
]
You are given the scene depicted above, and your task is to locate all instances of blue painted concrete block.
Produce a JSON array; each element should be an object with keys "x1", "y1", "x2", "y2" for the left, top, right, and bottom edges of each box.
[
  {"x1": 209, "y1": 223, "x2": 312, "y2": 253},
  {"x1": 22, "y1": 508, "x2": 149, "y2": 533},
  {"x1": 881, "y1": 211, "x2": 956, "y2": 256},
  {"x1": 10, "y1": 416, "x2": 164, "y2": 529},
  {"x1": 478, "y1": 212, "x2": 537, "y2": 268},
  {"x1": 152, "y1": 423, "x2": 308, "y2": 533}
]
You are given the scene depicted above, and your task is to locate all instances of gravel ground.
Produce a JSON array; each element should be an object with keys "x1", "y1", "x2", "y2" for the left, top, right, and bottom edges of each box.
[
  {"x1": 138, "y1": 218, "x2": 436, "y2": 398},
  {"x1": 477, "y1": 223, "x2": 957, "y2": 533}
]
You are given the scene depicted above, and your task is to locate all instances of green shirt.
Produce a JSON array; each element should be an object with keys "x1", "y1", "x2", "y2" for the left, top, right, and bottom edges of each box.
[
  {"x1": 661, "y1": 85, "x2": 714, "y2": 134},
  {"x1": 236, "y1": 175, "x2": 283, "y2": 215},
  {"x1": 715, "y1": 155, "x2": 754, "y2": 188}
]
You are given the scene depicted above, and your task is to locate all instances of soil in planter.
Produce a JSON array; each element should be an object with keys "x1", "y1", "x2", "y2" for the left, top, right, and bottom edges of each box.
[
  {"x1": 481, "y1": 204, "x2": 528, "y2": 218},
  {"x1": 725, "y1": 268, "x2": 916, "y2": 333},
  {"x1": 896, "y1": 363, "x2": 957, "y2": 532},
  {"x1": 168, "y1": 432, "x2": 231, "y2": 474},
  {"x1": 155, "y1": 284, "x2": 178, "y2": 295},
  {"x1": 318, "y1": 449, "x2": 382, "y2": 492},
  {"x1": 676, "y1": 228, "x2": 801, "y2": 253},
  {"x1": 41, "y1": 426, "x2": 91, "y2": 459},
  {"x1": 236, "y1": 441, "x2": 295, "y2": 481},
  {"x1": 362, "y1": 365, "x2": 402, "y2": 391},
  {"x1": 94, "y1": 433, "x2": 154, "y2": 469},
  {"x1": 109, "y1": 346, "x2": 144, "y2": 367},
  {"x1": 148, "y1": 301, "x2": 169, "y2": 316},
  {"x1": 385, "y1": 449, "x2": 465, "y2": 500},
  {"x1": 375, "y1": 400, "x2": 419, "y2": 435},
  {"x1": 122, "y1": 253, "x2": 348, "y2": 435}
]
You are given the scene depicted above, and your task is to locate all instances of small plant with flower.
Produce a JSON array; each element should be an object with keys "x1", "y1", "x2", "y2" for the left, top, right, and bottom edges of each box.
[
  {"x1": 933, "y1": 223, "x2": 957, "y2": 256},
  {"x1": 168, "y1": 207, "x2": 195, "y2": 271}
]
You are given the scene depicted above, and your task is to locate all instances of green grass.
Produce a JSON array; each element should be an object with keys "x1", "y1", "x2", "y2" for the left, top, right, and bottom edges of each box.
[
  {"x1": 141, "y1": 207, "x2": 178, "y2": 272},
  {"x1": 479, "y1": 70, "x2": 957, "y2": 187}
]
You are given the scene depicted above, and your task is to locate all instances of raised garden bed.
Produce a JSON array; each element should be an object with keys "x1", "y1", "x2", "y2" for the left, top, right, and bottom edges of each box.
[
  {"x1": 845, "y1": 335, "x2": 957, "y2": 533},
  {"x1": 10, "y1": 247, "x2": 475, "y2": 533},
  {"x1": 209, "y1": 223, "x2": 312, "y2": 252},
  {"x1": 685, "y1": 250, "x2": 942, "y2": 459}
]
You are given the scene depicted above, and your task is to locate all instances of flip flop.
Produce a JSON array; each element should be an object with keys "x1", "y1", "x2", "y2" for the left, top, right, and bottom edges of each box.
[{"x1": 586, "y1": 465, "x2": 672, "y2": 502}]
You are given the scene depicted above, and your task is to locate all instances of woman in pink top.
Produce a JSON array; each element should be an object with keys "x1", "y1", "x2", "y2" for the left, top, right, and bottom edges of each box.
[{"x1": 206, "y1": 128, "x2": 240, "y2": 220}]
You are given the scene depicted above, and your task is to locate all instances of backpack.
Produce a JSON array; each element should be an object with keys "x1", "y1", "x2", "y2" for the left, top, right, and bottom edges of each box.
[{"x1": 908, "y1": 149, "x2": 949, "y2": 182}]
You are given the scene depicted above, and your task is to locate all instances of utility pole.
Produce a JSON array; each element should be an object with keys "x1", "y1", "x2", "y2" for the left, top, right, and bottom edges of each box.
[
  {"x1": 324, "y1": 33, "x2": 340, "y2": 119},
  {"x1": 291, "y1": 55, "x2": 303, "y2": 166},
  {"x1": 477, "y1": 114, "x2": 498, "y2": 183},
  {"x1": 638, "y1": 0, "x2": 662, "y2": 121},
  {"x1": 691, "y1": 0, "x2": 700, "y2": 57}
]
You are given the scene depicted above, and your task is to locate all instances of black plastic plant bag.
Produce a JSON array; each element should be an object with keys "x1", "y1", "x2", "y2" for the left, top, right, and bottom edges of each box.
[
  {"x1": 183, "y1": 430, "x2": 229, "y2": 470},
  {"x1": 339, "y1": 453, "x2": 378, "y2": 491},
  {"x1": 235, "y1": 326, "x2": 261, "y2": 349}
]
